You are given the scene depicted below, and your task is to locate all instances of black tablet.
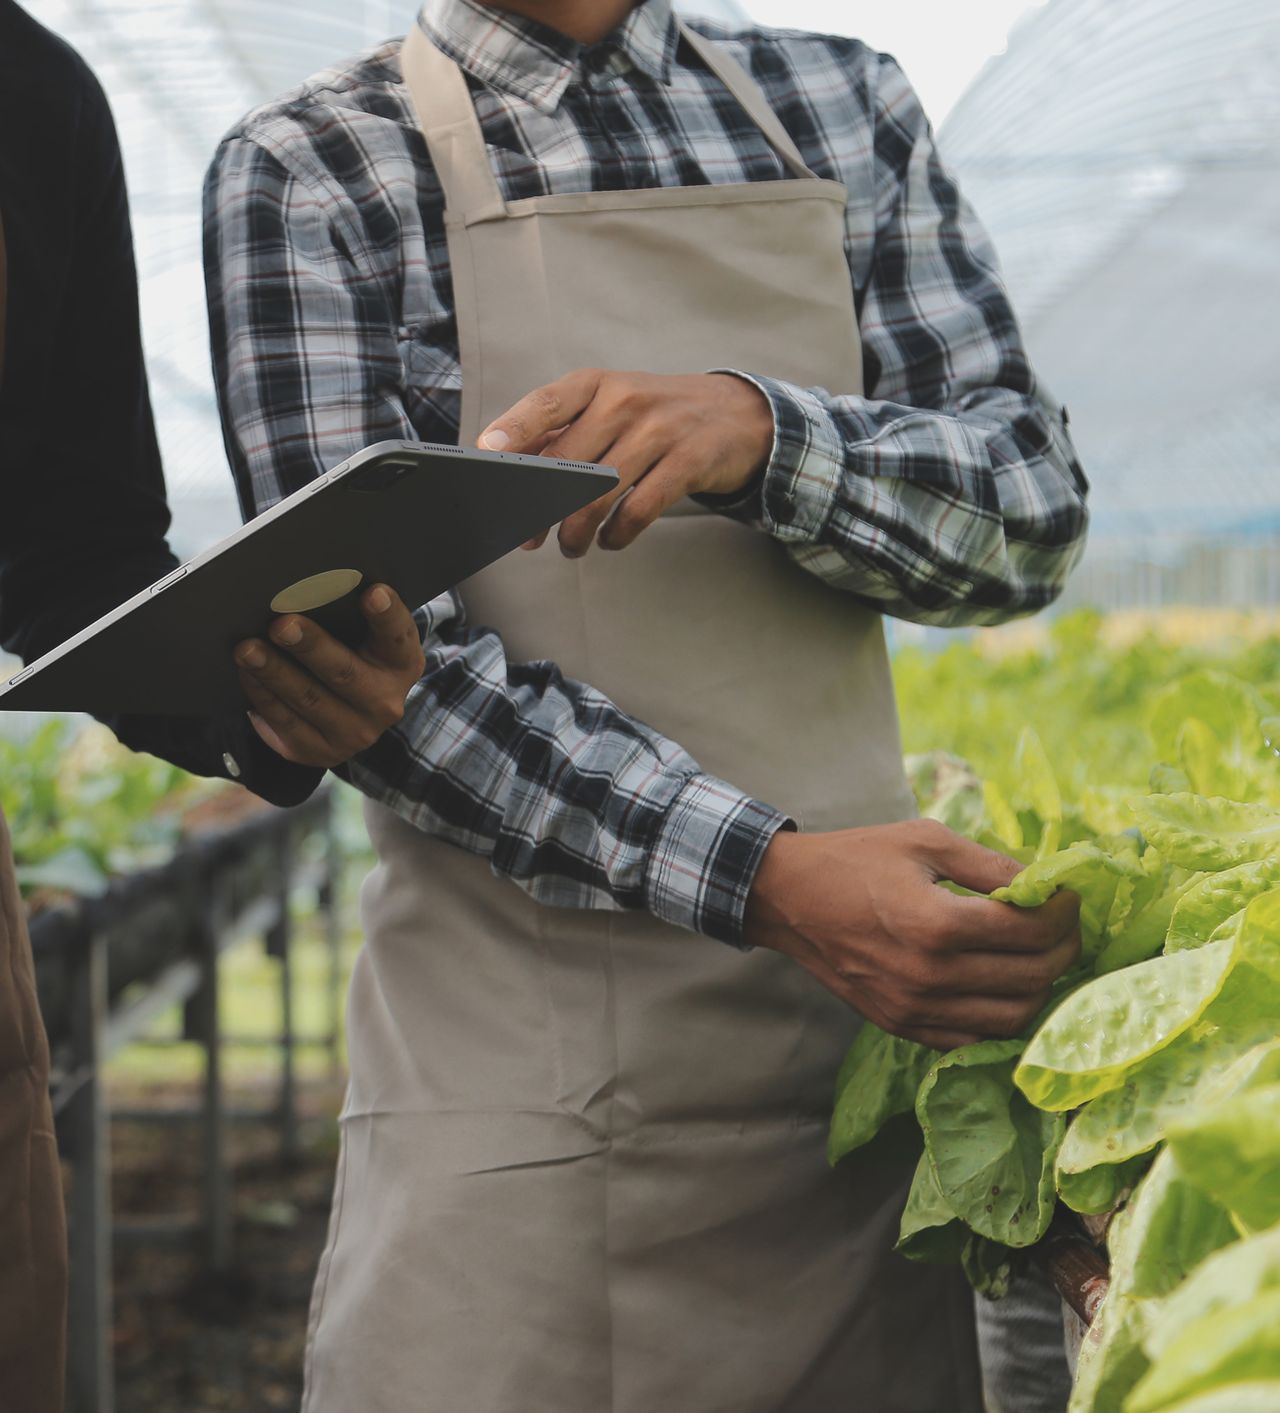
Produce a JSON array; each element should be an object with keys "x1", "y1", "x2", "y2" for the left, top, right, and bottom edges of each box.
[{"x1": 0, "y1": 441, "x2": 617, "y2": 716}]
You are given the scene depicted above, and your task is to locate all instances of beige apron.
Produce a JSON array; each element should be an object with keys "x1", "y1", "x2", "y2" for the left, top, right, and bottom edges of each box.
[{"x1": 303, "y1": 23, "x2": 982, "y2": 1411}]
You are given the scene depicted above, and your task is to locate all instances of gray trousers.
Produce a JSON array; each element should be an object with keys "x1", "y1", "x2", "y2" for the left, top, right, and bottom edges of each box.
[{"x1": 975, "y1": 1267, "x2": 1073, "y2": 1413}]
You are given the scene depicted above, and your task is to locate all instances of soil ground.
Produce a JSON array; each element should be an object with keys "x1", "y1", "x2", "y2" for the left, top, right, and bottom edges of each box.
[{"x1": 107, "y1": 1077, "x2": 343, "y2": 1413}]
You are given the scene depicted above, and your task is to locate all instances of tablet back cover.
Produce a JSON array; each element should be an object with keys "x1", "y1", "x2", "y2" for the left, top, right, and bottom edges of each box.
[{"x1": 0, "y1": 443, "x2": 615, "y2": 716}]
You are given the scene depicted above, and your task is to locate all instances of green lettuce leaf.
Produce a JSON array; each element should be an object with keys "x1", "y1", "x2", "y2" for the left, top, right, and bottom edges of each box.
[
  {"x1": 1147, "y1": 670, "x2": 1264, "y2": 767},
  {"x1": 1124, "y1": 1289, "x2": 1280, "y2": 1413},
  {"x1": 1069, "y1": 1152, "x2": 1237, "y2": 1413},
  {"x1": 983, "y1": 779, "x2": 1023, "y2": 850},
  {"x1": 895, "y1": 1150, "x2": 967, "y2": 1263},
  {"x1": 1166, "y1": 864, "x2": 1280, "y2": 952},
  {"x1": 1129, "y1": 795, "x2": 1280, "y2": 871},
  {"x1": 1016, "y1": 726, "x2": 1063, "y2": 855},
  {"x1": 1108, "y1": 1150, "x2": 1239, "y2": 1302},
  {"x1": 1231, "y1": 887, "x2": 1280, "y2": 986},
  {"x1": 1069, "y1": 1297, "x2": 1153, "y2": 1413},
  {"x1": 828, "y1": 1024, "x2": 936, "y2": 1165},
  {"x1": 962, "y1": 1234, "x2": 1016, "y2": 1301},
  {"x1": 1177, "y1": 716, "x2": 1247, "y2": 802},
  {"x1": 994, "y1": 839, "x2": 1142, "y2": 959},
  {"x1": 1149, "y1": 763, "x2": 1192, "y2": 795},
  {"x1": 1166, "y1": 1083, "x2": 1280, "y2": 1233},
  {"x1": 1145, "y1": 1223, "x2": 1280, "y2": 1366},
  {"x1": 1057, "y1": 1152, "x2": 1151, "y2": 1217},
  {"x1": 1095, "y1": 864, "x2": 1203, "y2": 975},
  {"x1": 1127, "y1": 1386, "x2": 1280, "y2": 1413},
  {"x1": 916, "y1": 1038, "x2": 1063, "y2": 1246},
  {"x1": 1015, "y1": 938, "x2": 1237, "y2": 1111},
  {"x1": 1055, "y1": 1028, "x2": 1280, "y2": 1185}
]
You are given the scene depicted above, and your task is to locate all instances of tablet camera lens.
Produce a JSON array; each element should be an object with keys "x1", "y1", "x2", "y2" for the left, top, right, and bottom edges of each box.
[{"x1": 349, "y1": 461, "x2": 412, "y2": 492}]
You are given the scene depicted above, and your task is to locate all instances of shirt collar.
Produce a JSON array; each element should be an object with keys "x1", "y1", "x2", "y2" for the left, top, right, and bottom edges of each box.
[{"x1": 415, "y1": 0, "x2": 678, "y2": 114}]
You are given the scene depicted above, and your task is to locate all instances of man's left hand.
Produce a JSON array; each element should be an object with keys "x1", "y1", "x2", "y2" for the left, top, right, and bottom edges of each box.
[
  {"x1": 233, "y1": 583, "x2": 425, "y2": 767},
  {"x1": 479, "y1": 370, "x2": 774, "y2": 556}
]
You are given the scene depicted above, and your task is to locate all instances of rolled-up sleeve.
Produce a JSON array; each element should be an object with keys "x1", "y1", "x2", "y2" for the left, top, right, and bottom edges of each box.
[{"x1": 718, "y1": 54, "x2": 1088, "y2": 627}]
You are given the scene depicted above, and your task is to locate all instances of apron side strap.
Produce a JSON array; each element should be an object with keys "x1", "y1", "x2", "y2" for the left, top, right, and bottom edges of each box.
[
  {"x1": 677, "y1": 24, "x2": 818, "y2": 183},
  {"x1": 401, "y1": 22, "x2": 506, "y2": 224}
]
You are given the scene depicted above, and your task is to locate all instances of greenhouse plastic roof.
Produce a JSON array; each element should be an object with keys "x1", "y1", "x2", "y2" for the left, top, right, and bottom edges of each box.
[
  {"x1": 939, "y1": 0, "x2": 1280, "y2": 540},
  {"x1": 23, "y1": 0, "x2": 1272, "y2": 558},
  {"x1": 24, "y1": 0, "x2": 751, "y2": 556}
]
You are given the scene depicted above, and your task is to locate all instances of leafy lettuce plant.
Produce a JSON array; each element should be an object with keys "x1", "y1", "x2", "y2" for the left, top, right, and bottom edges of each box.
[{"x1": 832, "y1": 658, "x2": 1280, "y2": 1408}]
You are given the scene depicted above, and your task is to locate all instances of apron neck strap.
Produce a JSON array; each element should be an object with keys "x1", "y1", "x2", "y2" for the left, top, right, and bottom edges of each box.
[
  {"x1": 400, "y1": 18, "x2": 819, "y2": 222},
  {"x1": 402, "y1": 23, "x2": 508, "y2": 221},
  {"x1": 675, "y1": 25, "x2": 815, "y2": 182}
]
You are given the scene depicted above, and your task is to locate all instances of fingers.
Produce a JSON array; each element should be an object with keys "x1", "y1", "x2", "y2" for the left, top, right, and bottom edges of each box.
[
  {"x1": 904, "y1": 821, "x2": 1083, "y2": 955},
  {"x1": 791, "y1": 950, "x2": 982, "y2": 1051},
  {"x1": 942, "y1": 887, "x2": 1082, "y2": 954},
  {"x1": 920, "y1": 926, "x2": 1081, "y2": 998},
  {"x1": 904, "y1": 991, "x2": 1050, "y2": 1040},
  {"x1": 234, "y1": 640, "x2": 375, "y2": 757},
  {"x1": 551, "y1": 420, "x2": 663, "y2": 557},
  {"x1": 557, "y1": 425, "x2": 699, "y2": 556},
  {"x1": 479, "y1": 369, "x2": 603, "y2": 453},
  {"x1": 238, "y1": 668, "x2": 335, "y2": 765},
  {"x1": 356, "y1": 585, "x2": 426, "y2": 674},
  {"x1": 231, "y1": 589, "x2": 422, "y2": 768},
  {"x1": 558, "y1": 481, "x2": 635, "y2": 558},
  {"x1": 254, "y1": 594, "x2": 421, "y2": 715},
  {"x1": 597, "y1": 451, "x2": 699, "y2": 551},
  {"x1": 923, "y1": 828, "x2": 1024, "y2": 894},
  {"x1": 246, "y1": 709, "x2": 297, "y2": 762},
  {"x1": 520, "y1": 432, "x2": 569, "y2": 548}
]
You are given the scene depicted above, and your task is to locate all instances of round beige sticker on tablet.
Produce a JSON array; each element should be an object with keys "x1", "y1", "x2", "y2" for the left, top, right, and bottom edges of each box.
[{"x1": 270, "y1": 569, "x2": 364, "y2": 614}]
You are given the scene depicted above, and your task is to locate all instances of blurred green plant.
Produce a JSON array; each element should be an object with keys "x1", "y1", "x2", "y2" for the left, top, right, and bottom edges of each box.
[{"x1": 0, "y1": 718, "x2": 206, "y2": 897}]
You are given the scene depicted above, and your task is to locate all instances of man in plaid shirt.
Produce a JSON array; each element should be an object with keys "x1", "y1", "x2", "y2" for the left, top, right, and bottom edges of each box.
[
  {"x1": 205, "y1": 0, "x2": 1088, "y2": 1404},
  {"x1": 206, "y1": 0, "x2": 1087, "y2": 960}
]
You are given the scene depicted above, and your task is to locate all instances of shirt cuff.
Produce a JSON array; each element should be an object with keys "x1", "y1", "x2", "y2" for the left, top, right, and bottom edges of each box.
[
  {"x1": 644, "y1": 773, "x2": 792, "y2": 948},
  {"x1": 221, "y1": 712, "x2": 326, "y2": 808},
  {"x1": 714, "y1": 370, "x2": 859, "y2": 544},
  {"x1": 108, "y1": 709, "x2": 323, "y2": 809}
]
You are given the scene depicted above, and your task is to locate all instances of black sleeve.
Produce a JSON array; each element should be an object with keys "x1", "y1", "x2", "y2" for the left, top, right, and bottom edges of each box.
[{"x1": 0, "y1": 49, "x2": 320, "y2": 807}]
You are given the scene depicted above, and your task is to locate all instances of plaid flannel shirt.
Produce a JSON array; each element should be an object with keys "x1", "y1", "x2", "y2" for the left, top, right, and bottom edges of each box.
[{"x1": 203, "y1": 0, "x2": 1088, "y2": 946}]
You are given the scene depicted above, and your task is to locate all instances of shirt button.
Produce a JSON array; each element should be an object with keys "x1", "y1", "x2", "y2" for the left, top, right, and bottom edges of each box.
[{"x1": 222, "y1": 751, "x2": 242, "y2": 779}]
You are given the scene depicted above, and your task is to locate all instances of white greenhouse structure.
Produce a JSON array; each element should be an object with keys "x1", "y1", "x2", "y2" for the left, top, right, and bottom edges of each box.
[
  {"x1": 939, "y1": 0, "x2": 1280, "y2": 610},
  {"x1": 22, "y1": 0, "x2": 1277, "y2": 609}
]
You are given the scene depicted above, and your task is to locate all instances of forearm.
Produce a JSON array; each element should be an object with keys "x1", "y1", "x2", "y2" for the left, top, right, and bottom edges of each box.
[{"x1": 344, "y1": 596, "x2": 789, "y2": 945}]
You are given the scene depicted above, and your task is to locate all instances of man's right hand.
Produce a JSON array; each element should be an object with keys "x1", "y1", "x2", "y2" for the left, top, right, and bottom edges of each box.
[{"x1": 744, "y1": 820, "x2": 1081, "y2": 1051}]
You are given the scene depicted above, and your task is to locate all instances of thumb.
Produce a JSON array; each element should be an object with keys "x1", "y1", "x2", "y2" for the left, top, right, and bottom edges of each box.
[
  {"x1": 924, "y1": 830, "x2": 1022, "y2": 896},
  {"x1": 360, "y1": 584, "x2": 425, "y2": 669}
]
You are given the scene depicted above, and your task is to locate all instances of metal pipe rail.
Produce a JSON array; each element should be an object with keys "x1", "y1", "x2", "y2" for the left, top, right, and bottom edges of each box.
[{"x1": 30, "y1": 787, "x2": 341, "y2": 1413}]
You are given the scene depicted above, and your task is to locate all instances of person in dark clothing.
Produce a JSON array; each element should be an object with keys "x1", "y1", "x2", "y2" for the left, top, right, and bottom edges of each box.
[
  {"x1": 0, "y1": 0, "x2": 424, "y2": 789},
  {"x1": 0, "y1": 4, "x2": 423, "y2": 1405}
]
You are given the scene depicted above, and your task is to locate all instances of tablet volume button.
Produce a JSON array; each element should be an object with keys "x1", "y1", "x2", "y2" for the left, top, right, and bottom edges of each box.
[
  {"x1": 151, "y1": 567, "x2": 188, "y2": 594},
  {"x1": 310, "y1": 475, "x2": 330, "y2": 493}
]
